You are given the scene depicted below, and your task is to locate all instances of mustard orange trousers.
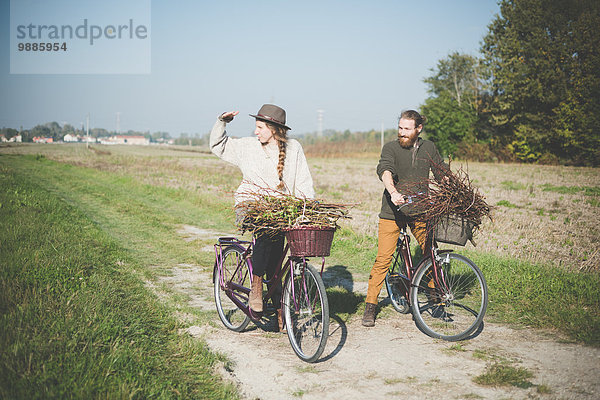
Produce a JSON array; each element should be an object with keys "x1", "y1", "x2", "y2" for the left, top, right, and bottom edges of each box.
[{"x1": 365, "y1": 218, "x2": 428, "y2": 305}]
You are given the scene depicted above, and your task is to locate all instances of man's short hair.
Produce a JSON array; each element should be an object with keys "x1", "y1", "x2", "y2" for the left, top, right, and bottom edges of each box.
[{"x1": 400, "y1": 110, "x2": 426, "y2": 127}]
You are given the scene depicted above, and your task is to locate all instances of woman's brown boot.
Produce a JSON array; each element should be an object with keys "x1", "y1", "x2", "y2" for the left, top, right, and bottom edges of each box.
[{"x1": 249, "y1": 274, "x2": 263, "y2": 312}]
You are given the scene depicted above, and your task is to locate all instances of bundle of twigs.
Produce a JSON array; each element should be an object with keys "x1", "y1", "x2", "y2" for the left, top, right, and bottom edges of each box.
[
  {"x1": 235, "y1": 186, "x2": 352, "y2": 236},
  {"x1": 405, "y1": 161, "x2": 493, "y2": 229}
]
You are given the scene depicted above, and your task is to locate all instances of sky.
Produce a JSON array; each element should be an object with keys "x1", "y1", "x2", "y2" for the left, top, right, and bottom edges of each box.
[{"x1": 0, "y1": 0, "x2": 500, "y2": 137}]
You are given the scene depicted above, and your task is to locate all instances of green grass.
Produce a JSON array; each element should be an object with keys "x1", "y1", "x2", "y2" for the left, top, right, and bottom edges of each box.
[
  {"x1": 326, "y1": 286, "x2": 364, "y2": 321},
  {"x1": 472, "y1": 349, "x2": 501, "y2": 361},
  {"x1": 295, "y1": 365, "x2": 319, "y2": 374},
  {"x1": 473, "y1": 363, "x2": 534, "y2": 388},
  {"x1": 587, "y1": 198, "x2": 600, "y2": 207},
  {"x1": 2, "y1": 152, "x2": 599, "y2": 397},
  {"x1": 501, "y1": 180, "x2": 527, "y2": 191},
  {"x1": 463, "y1": 250, "x2": 600, "y2": 345},
  {"x1": 460, "y1": 394, "x2": 484, "y2": 399},
  {"x1": 0, "y1": 155, "x2": 238, "y2": 399},
  {"x1": 540, "y1": 184, "x2": 600, "y2": 196},
  {"x1": 536, "y1": 384, "x2": 552, "y2": 394},
  {"x1": 329, "y1": 226, "x2": 379, "y2": 275},
  {"x1": 292, "y1": 389, "x2": 307, "y2": 397},
  {"x1": 496, "y1": 200, "x2": 519, "y2": 208},
  {"x1": 443, "y1": 343, "x2": 468, "y2": 354}
]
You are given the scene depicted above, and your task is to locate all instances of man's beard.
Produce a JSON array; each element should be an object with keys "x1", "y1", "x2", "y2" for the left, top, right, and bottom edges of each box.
[{"x1": 399, "y1": 135, "x2": 418, "y2": 149}]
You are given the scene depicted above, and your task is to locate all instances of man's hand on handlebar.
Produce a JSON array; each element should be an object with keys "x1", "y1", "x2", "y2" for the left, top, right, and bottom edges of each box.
[{"x1": 389, "y1": 190, "x2": 404, "y2": 206}]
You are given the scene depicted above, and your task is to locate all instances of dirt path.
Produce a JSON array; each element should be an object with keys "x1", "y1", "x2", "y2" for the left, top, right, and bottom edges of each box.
[{"x1": 159, "y1": 226, "x2": 600, "y2": 400}]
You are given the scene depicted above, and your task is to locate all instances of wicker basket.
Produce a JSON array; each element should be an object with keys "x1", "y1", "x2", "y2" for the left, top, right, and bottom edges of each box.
[
  {"x1": 284, "y1": 226, "x2": 335, "y2": 257},
  {"x1": 434, "y1": 215, "x2": 475, "y2": 246}
]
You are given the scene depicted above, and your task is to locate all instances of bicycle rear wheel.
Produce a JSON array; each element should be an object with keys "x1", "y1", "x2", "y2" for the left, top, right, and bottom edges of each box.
[
  {"x1": 385, "y1": 254, "x2": 411, "y2": 314},
  {"x1": 214, "y1": 245, "x2": 251, "y2": 332},
  {"x1": 410, "y1": 253, "x2": 487, "y2": 341},
  {"x1": 283, "y1": 261, "x2": 329, "y2": 363}
]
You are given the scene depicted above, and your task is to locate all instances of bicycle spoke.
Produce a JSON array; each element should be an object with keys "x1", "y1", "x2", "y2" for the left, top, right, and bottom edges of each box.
[
  {"x1": 214, "y1": 245, "x2": 251, "y2": 332},
  {"x1": 283, "y1": 263, "x2": 329, "y2": 363},
  {"x1": 411, "y1": 253, "x2": 488, "y2": 341}
]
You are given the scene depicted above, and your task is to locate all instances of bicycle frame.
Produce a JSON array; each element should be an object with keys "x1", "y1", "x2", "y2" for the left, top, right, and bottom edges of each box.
[
  {"x1": 214, "y1": 236, "x2": 327, "y2": 321},
  {"x1": 389, "y1": 228, "x2": 453, "y2": 303}
]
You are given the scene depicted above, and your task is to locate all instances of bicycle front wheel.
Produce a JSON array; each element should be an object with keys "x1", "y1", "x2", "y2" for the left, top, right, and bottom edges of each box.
[
  {"x1": 410, "y1": 253, "x2": 487, "y2": 341},
  {"x1": 283, "y1": 261, "x2": 329, "y2": 363},
  {"x1": 214, "y1": 245, "x2": 251, "y2": 332}
]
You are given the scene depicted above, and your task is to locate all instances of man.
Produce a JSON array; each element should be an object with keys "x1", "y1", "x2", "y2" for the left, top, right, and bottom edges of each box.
[{"x1": 362, "y1": 109, "x2": 448, "y2": 327}]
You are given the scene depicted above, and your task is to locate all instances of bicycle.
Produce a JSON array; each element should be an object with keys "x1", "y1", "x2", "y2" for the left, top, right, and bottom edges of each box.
[
  {"x1": 384, "y1": 197, "x2": 488, "y2": 341},
  {"x1": 213, "y1": 228, "x2": 331, "y2": 363}
]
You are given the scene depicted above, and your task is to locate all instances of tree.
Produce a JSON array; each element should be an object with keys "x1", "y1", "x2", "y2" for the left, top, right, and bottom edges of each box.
[
  {"x1": 423, "y1": 52, "x2": 487, "y2": 111},
  {"x1": 31, "y1": 124, "x2": 51, "y2": 139},
  {"x1": 62, "y1": 124, "x2": 76, "y2": 135},
  {"x1": 482, "y1": 0, "x2": 600, "y2": 165},
  {"x1": 422, "y1": 93, "x2": 477, "y2": 157},
  {"x1": 421, "y1": 52, "x2": 490, "y2": 157},
  {"x1": 151, "y1": 131, "x2": 171, "y2": 141},
  {"x1": 43, "y1": 122, "x2": 63, "y2": 140}
]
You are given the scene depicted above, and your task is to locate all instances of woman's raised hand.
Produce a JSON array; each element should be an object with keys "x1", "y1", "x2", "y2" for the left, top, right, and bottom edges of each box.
[{"x1": 220, "y1": 111, "x2": 239, "y2": 123}]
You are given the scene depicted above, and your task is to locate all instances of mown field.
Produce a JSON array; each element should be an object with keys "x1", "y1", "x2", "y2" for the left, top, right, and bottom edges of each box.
[{"x1": 1, "y1": 142, "x2": 599, "y2": 398}]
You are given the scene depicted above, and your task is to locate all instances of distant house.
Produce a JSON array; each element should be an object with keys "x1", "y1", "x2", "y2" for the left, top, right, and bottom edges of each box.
[
  {"x1": 152, "y1": 137, "x2": 175, "y2": 145},
  {"x1": 63, "y1": 134, "x2": 79, "y2": 142},
  {"x1": 33, "y1": 137, "x2": 53, "y2": 143},
  {"x1": 100, "y1": 135, "x2": 150, "y2": 145},
  {"x1": 2, "y1": 134, "x2": 21, "y2": 142}
]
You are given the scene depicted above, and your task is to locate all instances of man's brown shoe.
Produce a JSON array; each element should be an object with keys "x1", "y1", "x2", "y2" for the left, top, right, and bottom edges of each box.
[
  {"x1": 249, "y1": 274, "x2": 263, "y2": 312},
  {"x1": 362, "y1": 302, "x2": 377, "y2": 327}
]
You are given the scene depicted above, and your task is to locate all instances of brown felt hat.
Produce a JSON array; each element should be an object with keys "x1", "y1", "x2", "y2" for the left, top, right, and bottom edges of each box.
[{"x1": 249, "y1": 104, "x2": 291, "y2": 130}]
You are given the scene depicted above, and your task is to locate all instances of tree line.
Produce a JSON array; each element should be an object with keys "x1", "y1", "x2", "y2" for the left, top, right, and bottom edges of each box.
[{"x1": 422, "y1": 0, "x2": 599, "y2": 166}]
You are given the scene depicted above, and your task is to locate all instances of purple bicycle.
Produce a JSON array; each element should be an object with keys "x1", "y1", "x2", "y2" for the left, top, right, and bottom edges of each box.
[{"x1": 213, "y1": 229, "x2": 331, "y2": 363}]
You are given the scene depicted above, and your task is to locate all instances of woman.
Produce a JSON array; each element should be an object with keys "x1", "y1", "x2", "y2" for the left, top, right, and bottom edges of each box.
[{"x1": 209, "y1": 104, "x2": 314, "y2": 331}]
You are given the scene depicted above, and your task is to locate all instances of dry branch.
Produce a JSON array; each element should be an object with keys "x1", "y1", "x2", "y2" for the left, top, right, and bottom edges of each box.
[
  {"x1": 404, "y1": 160, "x2": 493, "y2": 230},
  {"x1": 235, "y1": 185, "x2": 352, "y2": 236}
]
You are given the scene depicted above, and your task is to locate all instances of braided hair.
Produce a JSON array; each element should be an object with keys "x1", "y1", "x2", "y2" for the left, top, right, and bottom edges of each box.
[{"x1": 266, "y1": 122, "x2": 288, "y2": 190}]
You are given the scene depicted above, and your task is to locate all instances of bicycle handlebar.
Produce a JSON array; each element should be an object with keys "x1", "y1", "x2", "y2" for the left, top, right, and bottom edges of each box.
[{"x1": 396, "y1": 192, "x2": 425, "y2": 211}]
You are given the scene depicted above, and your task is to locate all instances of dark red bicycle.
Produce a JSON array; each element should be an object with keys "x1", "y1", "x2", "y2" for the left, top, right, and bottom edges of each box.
[{"x1": 385, "y1": 199, "x2": 488, "y2": 341}]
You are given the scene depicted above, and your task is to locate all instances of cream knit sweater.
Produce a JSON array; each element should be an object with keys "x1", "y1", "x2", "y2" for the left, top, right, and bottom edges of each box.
[{"x1": 209, "y1": 118, "x2": 315, "y2": 204}]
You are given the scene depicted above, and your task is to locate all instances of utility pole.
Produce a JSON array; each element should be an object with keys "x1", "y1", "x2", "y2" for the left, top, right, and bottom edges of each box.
[
  {"x1": 116, "y1": 112, "x2": 121, "y2": 134},
  {"x1": 317, "y1": 109, "x2": 324, "y2": 137},
  {"x1": 381, "y1": 122, "x2": 384, "y2": 149},
  {"x1": 86, "y1": 113, "x2": 90, "y2": 148}
]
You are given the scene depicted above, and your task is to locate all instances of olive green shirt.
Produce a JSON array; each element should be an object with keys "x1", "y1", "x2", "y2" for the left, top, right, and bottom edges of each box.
[{"x1": 377, "y1": 137, "x2": 447, "y2": 220}]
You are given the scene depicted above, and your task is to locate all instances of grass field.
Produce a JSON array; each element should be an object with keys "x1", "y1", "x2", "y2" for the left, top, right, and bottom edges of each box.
[
  {"x1": 4, "y1": 142, "x2": 598, "y2": 271},
  {"x1": 0, "y1": 153, "x2": 238, "y2": 399},
  {"x1": 1, "y1": 143, "x2": 599, "y2": 397}
]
